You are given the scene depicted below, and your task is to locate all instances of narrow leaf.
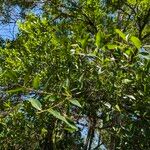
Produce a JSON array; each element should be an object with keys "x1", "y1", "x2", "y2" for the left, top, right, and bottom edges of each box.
[
  {"x1": 107, "y1": 44, "x2": 118, "y2": 49},
  {"x1": 33, "y1": 75, "x2": 40, "y2": 89},
  {"x1": 7, "y1": 88, "x2": 23, "y2": 93},
  {"x1": 64, "y1": 127, "x2": 76, "y2": 133},
  {"x1": 48, "y1": 109, "x2": 77, "y2": 130},
  {"x1": 126, "y1": 95, "x2": 136, "y2": 100},
  {"x1": 115, "y1": 29, "x2": 126, "y2": 40},
  {"x1": 95, "y1": 31, "x2": 101, "y2": 48},
  {"x1": 115, "y1": 104, "x2": 121, "y2": 112},
  {"x1": 48, "y1": 109, "x2": 66, "y2": 122},
  {"x1": 29, "y1": 98, "x2": 42, "y2": 110},
  {"x1": 130, "y1": 36, "x2": 141, "y2": 49},
  {"x1": 70, "y1": 99, "x2": 82, "y2": 108}
]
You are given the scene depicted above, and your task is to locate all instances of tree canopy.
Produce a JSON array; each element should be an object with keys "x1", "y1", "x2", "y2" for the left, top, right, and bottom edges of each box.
[{"x1": 0, "y1": 0, "x2": 150, "y2": 149}]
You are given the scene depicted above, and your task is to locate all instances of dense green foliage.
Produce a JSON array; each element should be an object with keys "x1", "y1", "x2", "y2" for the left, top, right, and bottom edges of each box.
[{"x1": 0, "y1": 0, "x2": 150, "y2": 149}]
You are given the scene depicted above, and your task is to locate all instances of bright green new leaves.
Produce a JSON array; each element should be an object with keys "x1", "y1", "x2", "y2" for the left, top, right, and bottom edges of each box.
[
  {"x1": 69, "y1": 99, "x2": 82, "y2": 108},
  {"x1": 115, "y1": 104, "x2": 121, "y2": 112},
  {"x1": 115, "y1": 29, "x2": 126, "y2": 40},
  {"x1": 95, "y1": 31, "x2": 102, "y2": 48},
  {"x1": 33, "y1": 75, "x2": 40, "y2": 89},
  {"x1": 130, "y1": 36, "x2": 141, "y2": 49},
  {"x1": 107, "y1": 44, "x2": 118, "y2": 49},
  {"x1": 127, "y1": 0, "x2": 136, "y2": 5},
  {"x1": 29, "y1": 98, "x2": 42, "y2": 110},
  {"x1": 87, "y1": 0, "x2": 92, "y2": 5}
]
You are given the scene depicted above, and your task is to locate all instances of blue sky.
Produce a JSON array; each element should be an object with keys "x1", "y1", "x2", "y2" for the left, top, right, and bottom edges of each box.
[{"x1": 0, "y1": 4, "x2": 42, "y2": 40}]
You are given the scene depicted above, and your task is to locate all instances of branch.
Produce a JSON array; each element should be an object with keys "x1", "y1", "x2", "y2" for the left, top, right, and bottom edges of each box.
[{"x1": 124, "y1": 2, "x2": 137, "y2": 14}]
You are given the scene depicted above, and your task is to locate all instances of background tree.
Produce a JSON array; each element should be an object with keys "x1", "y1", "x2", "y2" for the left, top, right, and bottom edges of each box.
[{"x1": 0, "y1": 0, "x2": 149, "y2": 149}]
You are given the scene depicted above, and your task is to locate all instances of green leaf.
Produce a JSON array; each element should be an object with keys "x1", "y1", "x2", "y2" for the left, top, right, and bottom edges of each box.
[
  {"x1": 127, "y1": 0, "x2": 136, "y2": 5},
  {"x1": 48, "y1": 109, "x2": 66, "y2": 121},
  {"x1": 29, "y1": 98, "x2": 42, "y2": 110},
  {"x1": 70, "y1": 99, "x2": 82, "y2": 108},
  {"x1": 33, "y1": 75, "x2": 40, "y2": 89},
  {"x1": 124, "y1": 49, "x2": 132, "y2": 55},
  {"x1": 115, "y1": 104, "x2": 121, "y2": 112},
  {"x1": 87, "y1": 0, "x2": 92, "y2": 5},
  {"x1": 126, "y1": 34, "x2": 130, "y2": 42},
  {"x1": 126, "y1": 95, "x2": 136, "y2": 100},
  {"x1": 64, "y1": 127, "x2": 76, "y2": 133},
  {"x1": 115, "y1": 29, "x2": 126, "y2": 40},
  {"x1": 81, "y1": 35, "x2": 89, "y2": 49},
  {"x1": 65, "y1": 78, "x2": 70, "y2": 88},
  {"x1": 41, "y1": 128, "x2": 47, "y2": 135},
  {"x1": 107, "y1": 44, "x2": 118, "y2": 49},
  {"x1": 122, "y1": 79, "x2": 132, "y2": 84},
  {"x1": 7, "y1": 88, "x2": 23, "y2": 93},
  {"x1": 130, "y1": 36, "x2": 141, "y2": 49},
  {"x1": 95, "y1": 31, "x2": 101, "y2": 48},
  {"x1": 48, "y1": 109, "x2": 77, "y2": 130},
  {"x1": 79, "y1": 73, "x2": 84, "y2": 82},
  {"x1": 44, "y1": 95, "x2": 56, "y2": 102}
]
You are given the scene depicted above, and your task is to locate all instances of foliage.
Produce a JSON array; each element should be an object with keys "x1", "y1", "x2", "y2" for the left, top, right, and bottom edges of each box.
[{"x1": 0, "y1": 0, "x2": 150, "y2": 149}]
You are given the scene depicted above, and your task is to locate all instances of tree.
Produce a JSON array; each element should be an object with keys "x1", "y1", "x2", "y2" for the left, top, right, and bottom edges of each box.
[{"x1": 0, "y1": 0, "x2": 149, "y2": 149}]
